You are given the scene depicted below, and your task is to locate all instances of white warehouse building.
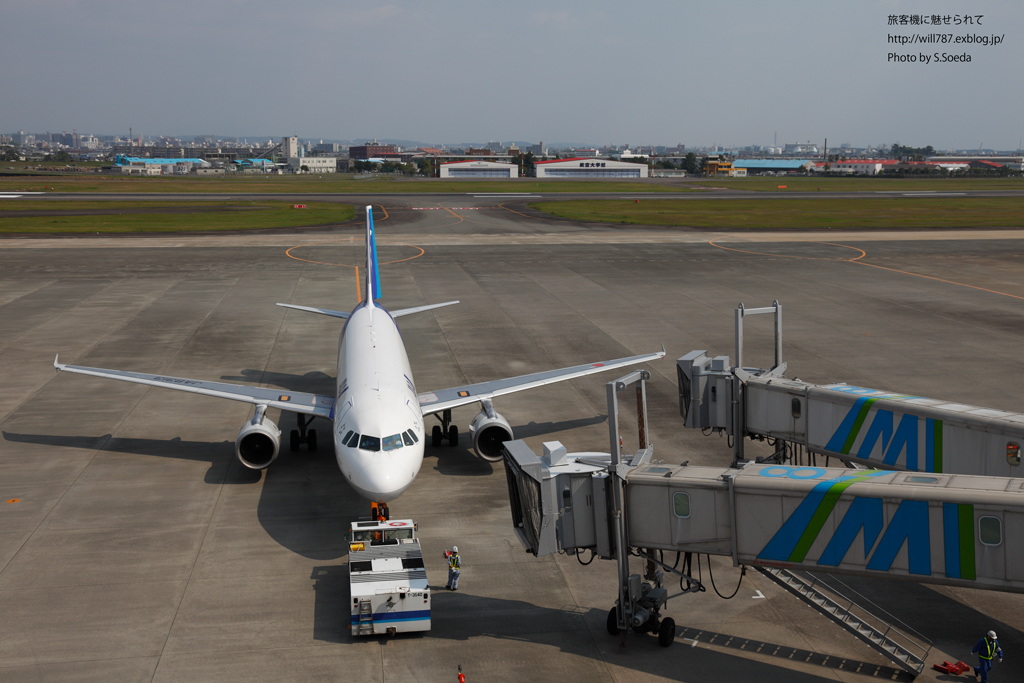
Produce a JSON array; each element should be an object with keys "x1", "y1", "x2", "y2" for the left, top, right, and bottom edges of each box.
[
  {"x1": 535, "y1": 157, "x2": 648, "y2": 178},
  {"x1": 287, "y1": 157, "x2": 337, "y2": 173},
  {"x1": 440, "y1": 160, "x2": 517, "y2": 178}
]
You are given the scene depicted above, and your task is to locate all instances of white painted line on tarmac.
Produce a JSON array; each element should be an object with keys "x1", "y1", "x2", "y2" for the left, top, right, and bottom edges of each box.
[
  {"x1": 0, "y1": 194, "x2": 24, "y2": 199},
  {"x1": 902, "y1": 192, "x2": 966, "y2": 196},
  {"x1": 753, "y1": 590, "x2": 766, "y2": 599}
]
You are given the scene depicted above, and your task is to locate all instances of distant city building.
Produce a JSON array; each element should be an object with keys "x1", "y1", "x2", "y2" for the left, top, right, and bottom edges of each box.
[
  {"x1": 350, "y1": 139, "x2": 397, "y2": 159},
  {"x1": 282, "y1": 136, "x2": 300, "y2": 158},
  {"x1": 485, "y1": 141, "x2": 503, "y2": 152},
  {"x1": 525, "y1": 141, "x2": 546, "y2": 156},
  {"x1": 465, "y1": 147, "x2": 494, "y2": 156},
  {"x1": 313, "y1": 142, "x2": 342, "y2": 154},
  {"x1": 783, "y1": 142, "x2": 819, "y2": 154}
]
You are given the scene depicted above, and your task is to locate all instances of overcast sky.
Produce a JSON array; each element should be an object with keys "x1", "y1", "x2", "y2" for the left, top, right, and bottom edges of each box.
[{"x1": 3, "y1": 1, "x2": 1021, "y2": 149}]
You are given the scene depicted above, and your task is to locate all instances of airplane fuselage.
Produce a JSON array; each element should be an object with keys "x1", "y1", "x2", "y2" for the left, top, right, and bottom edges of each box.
[{"x1": 333, "y1": 303, "x2": 424, "y2": 502}]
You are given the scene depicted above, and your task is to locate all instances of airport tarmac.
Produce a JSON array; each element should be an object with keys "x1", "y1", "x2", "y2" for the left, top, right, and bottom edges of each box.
[{"x1": 1, "y1": 201, "x2": 1023, "y2": 682}]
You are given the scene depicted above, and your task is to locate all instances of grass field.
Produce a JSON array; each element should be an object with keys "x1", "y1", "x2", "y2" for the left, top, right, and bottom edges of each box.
[
  {"x1": 0, "y1": 174, "x2": 699, "y2": 195},
  {"x1": 0, "y1": 201, "x2": 356, "y2": 234},
  {"x1": 697, "y1": 177, "x2": 1024, "y2": 192},
  {"x1": 533, "y1": 197, "x2": 1024, "y2": 229}
]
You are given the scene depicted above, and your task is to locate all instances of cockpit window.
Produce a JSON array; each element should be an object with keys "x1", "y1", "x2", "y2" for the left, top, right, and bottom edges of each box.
[
  {"x1": 402, "y1": 431, "x2": 414, "y2": 446},
  {"x1": 358, "y1": 435, "x2": 381, "y2": 452},
  {"x1": 382, "y1": 434, "x2": 404, "y2": 451},
  {"x1": 407, "y1": 429, "x2": 419, "y2": 444},
  {"x1": 342, "y1": 430, "x2": 356, "y2": 446}
]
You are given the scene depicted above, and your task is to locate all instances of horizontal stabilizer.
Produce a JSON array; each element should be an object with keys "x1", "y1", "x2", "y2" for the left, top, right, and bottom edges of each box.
[
  {"x1": 390, "y1": 301, "x2": 460, "y2": 318},
  {"x1": 276, "y1": 303, "x2": 349, "y2": 319}
]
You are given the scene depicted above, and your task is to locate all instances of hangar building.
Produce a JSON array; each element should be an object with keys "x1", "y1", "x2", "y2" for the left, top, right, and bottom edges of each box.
[
  {"x1": 534, "y1": 157, "x2": 648, "y2": 178},
  {"x1": 440, "y1": 160, "x2": 517, "y2": 178}
]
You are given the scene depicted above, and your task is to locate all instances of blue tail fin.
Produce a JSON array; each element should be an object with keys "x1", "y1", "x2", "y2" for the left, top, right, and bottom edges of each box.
[{"x1": 365, "y1": 205, "x2": 382, "y2": 305}]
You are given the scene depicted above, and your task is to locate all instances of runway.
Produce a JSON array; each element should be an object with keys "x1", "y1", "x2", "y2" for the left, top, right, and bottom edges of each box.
[{"x1": 1, "y1": 200, "x2": 1023, "y2": 682}]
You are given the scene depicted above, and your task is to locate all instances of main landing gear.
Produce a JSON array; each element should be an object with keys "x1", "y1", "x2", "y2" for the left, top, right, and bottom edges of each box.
[
  {"x1": 290, "y1": 414, "x2": 318, "y2": 453},
  {"x1": 431, "y1": 409, "x2": 459, "y2": 448}
]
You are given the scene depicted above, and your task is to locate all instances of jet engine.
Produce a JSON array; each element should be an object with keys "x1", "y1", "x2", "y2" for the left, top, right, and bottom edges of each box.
[
  {"x1": 469, "y1": 402, "x2": 513, "y2": 461},
  {"x1": 236, "y1": 407, "x2": 281, "y2": 470}
]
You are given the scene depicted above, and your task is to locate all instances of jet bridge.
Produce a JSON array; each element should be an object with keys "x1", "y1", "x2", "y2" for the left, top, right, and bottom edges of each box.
[
  {"x1": 503, "y1": 368, "x2": 1024, "y2": 674},
  {"x1": 677, "y1": 301, "x2": 1024, "y2": 477}
]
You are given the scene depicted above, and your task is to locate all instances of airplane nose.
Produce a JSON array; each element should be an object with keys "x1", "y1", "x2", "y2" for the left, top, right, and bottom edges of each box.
[{"x1": 345, "y1": 447, "x2": 423, "y2": 502}]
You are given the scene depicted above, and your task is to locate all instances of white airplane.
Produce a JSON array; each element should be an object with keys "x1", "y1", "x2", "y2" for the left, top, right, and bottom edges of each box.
[{"x1": 54, "y1": 206, "x2": 664, "y2": 510}]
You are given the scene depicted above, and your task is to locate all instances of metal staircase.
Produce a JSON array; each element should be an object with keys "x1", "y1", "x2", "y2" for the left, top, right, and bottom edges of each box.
[
  {"x1": 357, "y1": 599, "x2": 374, "y2": 636},
  {"x1": 755, "y1": 566, "x2": 931, "y2": 675}
]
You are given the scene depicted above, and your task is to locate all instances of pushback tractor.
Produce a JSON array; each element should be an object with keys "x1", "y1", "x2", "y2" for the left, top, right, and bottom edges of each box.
[{"x1": 347, "y1": 519, "x2": 430, "y2": 636}]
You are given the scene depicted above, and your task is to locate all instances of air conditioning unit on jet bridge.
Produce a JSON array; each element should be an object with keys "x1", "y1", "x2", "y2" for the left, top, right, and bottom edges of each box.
[{"x1": 677, "y1": 350, "x2": 733, "y2": 433}]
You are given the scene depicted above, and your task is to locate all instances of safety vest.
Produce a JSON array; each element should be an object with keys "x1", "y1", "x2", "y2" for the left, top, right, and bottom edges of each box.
[
  {"x1": 981, "y1": 638, "x2": 997, "y2": 660},
  {"x1": 448, "y1": 553, "x2": 460, "y2": 569}
]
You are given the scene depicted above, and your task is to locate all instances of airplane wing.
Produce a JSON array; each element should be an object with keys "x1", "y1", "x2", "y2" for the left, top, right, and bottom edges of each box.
[
  {"x1": 417, "y1": 348, "x2": 665, "y2": 415},
  {"x1": 276, "y1": 300, "x2": 459, "y2": 320},
  {"x1": 54, "y1": 356, "x2": 334, "y2": 418}
]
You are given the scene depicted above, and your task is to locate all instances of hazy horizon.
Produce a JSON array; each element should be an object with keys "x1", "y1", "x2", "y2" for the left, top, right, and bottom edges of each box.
[{"x1": 3, "y1": 1, "x2": 1021, "y2": 150}]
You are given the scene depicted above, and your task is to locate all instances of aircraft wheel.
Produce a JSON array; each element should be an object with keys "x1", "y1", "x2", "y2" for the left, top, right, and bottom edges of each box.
[
  {"x1": 447, "y1": 425, "x2": 458, "y2": 446},
  {"x1": 431, "y1": 425, "x2": 443, "y2": 447},
  {"x1": 290, "y1": 430, "x2": 300, "y2": 452},
  {"x1": 658, "y1": 617, "x2": 676, "y2": 647},
  {"x1": 307, "y1": 429, "x2": 317, "y2": 452},
  {"x1": 606, "y1": 607, "x2": 619, "y2": 636}
]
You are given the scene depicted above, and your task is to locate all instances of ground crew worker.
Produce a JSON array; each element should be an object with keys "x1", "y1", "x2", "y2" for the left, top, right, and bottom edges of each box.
[
  {"x1": 971, "y1": 630, "x2": 1003, "y2": 682},
  {"x1": 443, "y1": 546, "x2": 461, "y2": 590}
]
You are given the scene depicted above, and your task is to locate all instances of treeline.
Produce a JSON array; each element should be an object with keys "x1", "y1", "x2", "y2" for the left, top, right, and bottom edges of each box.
[{"x1": 890, "y1": 144, "x2": 936, "y2": 160}]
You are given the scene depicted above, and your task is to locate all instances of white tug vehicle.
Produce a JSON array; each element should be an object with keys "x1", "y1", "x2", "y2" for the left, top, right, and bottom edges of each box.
[{"x1": 347, "y1": 518, "x2": 430, "y2": 636}]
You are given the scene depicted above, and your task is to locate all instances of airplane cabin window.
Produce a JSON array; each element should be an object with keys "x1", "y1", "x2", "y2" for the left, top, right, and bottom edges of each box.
[
  {"x1": 382, "y1": 434, "x2": 404, "y2": 451},
  {"x1": 402, "y1": 431, "x2": 414, "y2": 446},
  {"x1": 359, "y1": 435, "x2": 381, "y2": 451}
]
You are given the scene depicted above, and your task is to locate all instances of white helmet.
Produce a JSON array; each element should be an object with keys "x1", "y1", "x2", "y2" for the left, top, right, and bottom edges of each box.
[
  {"x1": 988, "y1": 630, "x2": 997, "y2": 639},
  {"x1": 452, "y1": 546, "x2": 458, "y2": 553}
]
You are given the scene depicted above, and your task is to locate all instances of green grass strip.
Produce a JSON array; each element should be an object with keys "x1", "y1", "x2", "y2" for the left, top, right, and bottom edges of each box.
[
  {"x1": 533, "y1": 197, "x2": 1024, "y2": 229},
  {"x1": 0, "y1": 201, "x2": 355, "y2": 234}
]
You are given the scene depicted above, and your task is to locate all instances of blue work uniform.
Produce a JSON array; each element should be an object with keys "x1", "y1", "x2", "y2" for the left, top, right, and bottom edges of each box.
[
  {"x1": 972, "y1": 636, "x2": 1003, "y2": 682},
  {"x1": 445, "y1": 551, "x2": 461, "y2": 590}
]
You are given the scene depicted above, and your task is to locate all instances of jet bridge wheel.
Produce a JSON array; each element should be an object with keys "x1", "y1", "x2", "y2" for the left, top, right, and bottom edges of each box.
[
  {"x1": 658, "y1": 618, "x2": 676, "y2": 647},
  {"x1": 606, "y1": 607, "x2": 619, "y2": 636},
  {"x1": 431, "y1": 425, "x2": 443, "y2": 447}
]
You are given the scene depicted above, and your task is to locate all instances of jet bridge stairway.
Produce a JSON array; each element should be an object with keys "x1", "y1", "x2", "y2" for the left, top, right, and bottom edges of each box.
[{"x1": 755, "y1": 566, "x2": 931, "y2": 675}]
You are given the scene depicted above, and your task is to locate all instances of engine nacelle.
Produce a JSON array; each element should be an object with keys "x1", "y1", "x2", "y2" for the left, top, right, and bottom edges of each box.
[
  {"x1": 236, "y1": 415, "x2": 281, "y2": 470},
  {"x1": 470, "y1": 408, "x2": 513, "y2": 461}
]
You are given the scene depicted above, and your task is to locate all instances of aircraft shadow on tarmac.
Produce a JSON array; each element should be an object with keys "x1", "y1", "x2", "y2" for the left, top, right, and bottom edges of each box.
[{"x1": 308, "y1": 564, "x2": 921, "y2": 682}]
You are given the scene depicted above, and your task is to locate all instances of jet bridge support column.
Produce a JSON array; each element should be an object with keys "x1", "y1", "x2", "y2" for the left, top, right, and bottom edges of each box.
[{"x1": 607, "y1": 370, "x2": 650, "y2": 634}]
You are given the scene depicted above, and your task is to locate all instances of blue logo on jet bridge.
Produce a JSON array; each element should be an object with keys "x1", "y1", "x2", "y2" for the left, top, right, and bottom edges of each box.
[
  {"x1": 755, "y1": 466, "x2": 975, "y2": 579},
  {"x1": 822, "y1": 386, "x2": 943, "y2": 473}
]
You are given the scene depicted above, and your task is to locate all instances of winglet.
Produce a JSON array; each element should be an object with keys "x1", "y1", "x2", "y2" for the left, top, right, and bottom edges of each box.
[
  {"x1": 661, "y1": 342, "x2": 666, "y2": 356},
  {"x1": 54, "y1": 354, "x2": 61, "y2": 371}
]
